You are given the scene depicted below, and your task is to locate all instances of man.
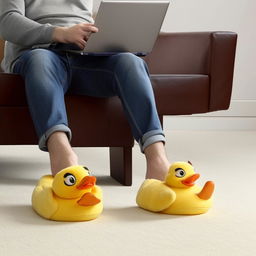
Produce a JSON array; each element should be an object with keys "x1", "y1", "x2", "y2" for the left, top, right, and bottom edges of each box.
[{"x1": 0, "y1": 0, "x2": 170, "y2": 180}]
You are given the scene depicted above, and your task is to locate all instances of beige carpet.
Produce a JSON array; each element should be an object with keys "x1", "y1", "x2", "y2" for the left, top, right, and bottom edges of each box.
[{"x1": 0, "y1": 131, "x2": 256, "y2": 256}]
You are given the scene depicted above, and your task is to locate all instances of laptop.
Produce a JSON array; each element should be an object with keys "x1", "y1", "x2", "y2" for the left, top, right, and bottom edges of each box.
[{"x1": 69, "y1": 0, "x2": 170, "y2": 56}]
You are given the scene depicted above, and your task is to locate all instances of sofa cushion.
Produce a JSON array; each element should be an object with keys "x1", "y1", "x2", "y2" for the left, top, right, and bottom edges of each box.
[
  {"x1": 0, "y1": 73, "x2": 27, "y2": 106},
  {"x1": 0, "y1": 73, "x2": 209, "y2": 113},
  {"x1": 152, "y1": 74, "x2": 209, "y2": 115}
]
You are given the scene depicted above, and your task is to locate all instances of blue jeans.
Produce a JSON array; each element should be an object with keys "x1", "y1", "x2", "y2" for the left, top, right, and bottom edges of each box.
[{"x1": 13, "y1": 48, "x2": 165, "y2": 152}]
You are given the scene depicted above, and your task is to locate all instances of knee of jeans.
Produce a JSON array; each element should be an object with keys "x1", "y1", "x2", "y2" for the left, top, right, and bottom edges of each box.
[
  {"x1": 22, "y1": 49, "x2": 59, "y2": 73},
  {"x1": 114, "y1": 52, "x2": 146, "y2": 71}
]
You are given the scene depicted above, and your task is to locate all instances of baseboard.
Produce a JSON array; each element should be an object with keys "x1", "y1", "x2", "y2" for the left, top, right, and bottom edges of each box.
[{"x1": 163, "y1": 100, "x2": 256, "y2": 131}]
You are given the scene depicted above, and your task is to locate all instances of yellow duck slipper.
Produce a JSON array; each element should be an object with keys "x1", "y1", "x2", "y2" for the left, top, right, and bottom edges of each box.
[
  {"x1": 32, "y1": 165, "x2": 103, "y2": 221},
  {"x1": 136, "y1": 161, "x2": 214, "y2": 215}
]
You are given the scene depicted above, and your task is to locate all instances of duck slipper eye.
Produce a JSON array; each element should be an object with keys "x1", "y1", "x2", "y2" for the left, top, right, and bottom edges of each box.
[
  {"x1": 64, "y1": 173, "x2": 76, "y2": 186},
  {"x1": 83, "y1": 166, "x2": 91, "y2": 175}
]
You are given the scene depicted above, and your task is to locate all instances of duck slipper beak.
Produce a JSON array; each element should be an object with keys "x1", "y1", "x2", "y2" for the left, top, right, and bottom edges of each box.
[
  {"x1": 76, "y1": 176, "x2": 96, "y2": 190},
  {"x1": 181, "y1": 174, "x2": 200, "y2": 186}
]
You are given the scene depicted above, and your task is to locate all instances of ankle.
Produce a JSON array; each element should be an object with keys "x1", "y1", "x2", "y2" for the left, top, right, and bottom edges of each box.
[
  {"x1": 144, "y1": 142, "x2": 170, "y2": 180},
  {"x1": 144, "y1": 142, "x2": 168, "y2": 161},
  {"x1": 47, "y1": 131, "x2": 79, "y2": 175},
  {"x1": 145, "y1": 160, "x2": 169, "y2": 180},
  {"x1": 50, "y1": 153, "x2": 79, "y2": 176}
]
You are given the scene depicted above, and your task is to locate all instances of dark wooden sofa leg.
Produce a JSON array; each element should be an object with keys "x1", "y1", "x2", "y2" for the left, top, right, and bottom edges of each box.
[{"x1": 109, "y1": 147, "x2": 132, "y2": 186}]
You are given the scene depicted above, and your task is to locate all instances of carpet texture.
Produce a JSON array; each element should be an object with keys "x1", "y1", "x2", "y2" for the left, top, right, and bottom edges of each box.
[{"x1": 0, "y1": 131, "x2": 256, "y2": 256}]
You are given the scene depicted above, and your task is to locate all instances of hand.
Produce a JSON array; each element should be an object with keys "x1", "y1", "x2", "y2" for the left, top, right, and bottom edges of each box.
[{"x1": 52, "y1": 23, "x2": 99, "y2": 49}]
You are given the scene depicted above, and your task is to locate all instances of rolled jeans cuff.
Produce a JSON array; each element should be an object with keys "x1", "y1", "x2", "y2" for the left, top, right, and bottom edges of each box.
[
  {"x1": 139, "y1": 129, "x2": 166, "y2": 153},
  {"x1": 38, "y1": 124, "x2": 72, "y2": 152}
]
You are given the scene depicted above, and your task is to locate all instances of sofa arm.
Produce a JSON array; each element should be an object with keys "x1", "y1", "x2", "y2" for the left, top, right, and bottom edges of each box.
[
  {"x1": 144, "y1": 32, "x2": 213, "y2": 74},
  {"x1": 208, "y1": 32, "x2": 237, "y2": 111},
  {"x1": 144, "y1": 31, "x2": 237, "y2": 111}
]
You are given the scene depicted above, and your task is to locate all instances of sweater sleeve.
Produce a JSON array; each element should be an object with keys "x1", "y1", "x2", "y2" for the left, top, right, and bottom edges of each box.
[{"x1": 0, "y1": 0, "x2": 55, "y2": 47}]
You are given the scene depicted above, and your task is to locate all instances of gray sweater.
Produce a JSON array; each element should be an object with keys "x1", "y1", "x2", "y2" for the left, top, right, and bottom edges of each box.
[{"x1": 0, "y1": 0, "x2": 94, "y2": 73}]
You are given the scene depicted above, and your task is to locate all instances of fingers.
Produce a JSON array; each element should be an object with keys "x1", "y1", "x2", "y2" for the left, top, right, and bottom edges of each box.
[
  {"x1": 76, "y1": 39, "x2": 86, "y2": 50},
  {"x1": 90, "y1": 26, "x2": 99, "y2": 33},
  {"x1": 80, "y1": 23, "x2": 99, "y2": 33},
  {"x1": 67, "y1": 23, "x2": 98, "y2": 49},
  {"x1": 81, "y1": 24, "x2": 98, "y2": 43},
  {"x1": 84, "y1": 33, "x2": 90, "y2": 41}
]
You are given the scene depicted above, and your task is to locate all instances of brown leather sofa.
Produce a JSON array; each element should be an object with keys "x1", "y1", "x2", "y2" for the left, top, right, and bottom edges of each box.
[{"x1": 0, "y1": 32, "x2": 237, "y2": 185}]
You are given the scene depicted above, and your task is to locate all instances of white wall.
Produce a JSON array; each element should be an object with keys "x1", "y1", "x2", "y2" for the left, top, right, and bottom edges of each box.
[
  {"x1": 93, "y1": 0, "x2": 256, "y2": 130},
  {"x1": 163, "y1": 0, "x2": 256, "y2": 101}
]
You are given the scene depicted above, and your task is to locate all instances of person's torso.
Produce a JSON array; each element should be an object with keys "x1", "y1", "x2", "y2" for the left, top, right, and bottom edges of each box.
[{"x1": 25, "y1": 0, "x2": 93, "y2": 26}]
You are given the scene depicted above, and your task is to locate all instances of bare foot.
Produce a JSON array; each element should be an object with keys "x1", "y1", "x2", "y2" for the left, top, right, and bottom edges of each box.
[
  {"x1": 47, "y1": 131, "x2": 79, "y2": 176},
  {"x1": 144, "y1": 142, "x2": 170, "y2": 181},
  {"x1": 50, "y1": 153, "x2": 78, "y2": 176},
  {"x1": 146, "y1": 156, "x2": 170, "y2": 180}
]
